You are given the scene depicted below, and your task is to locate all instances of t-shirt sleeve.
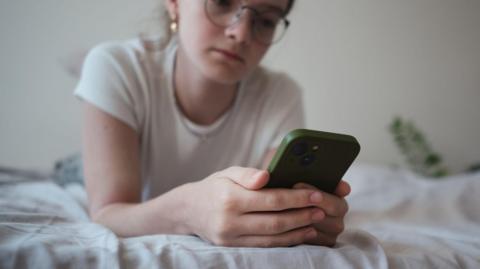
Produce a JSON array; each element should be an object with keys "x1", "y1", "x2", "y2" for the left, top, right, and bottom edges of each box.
[
  {"x1": 267, "y1": 74, "x2": 306, "y2": 150},
  {"x1": 73, "y1": 43, "x2": 140, "y2": 131}
]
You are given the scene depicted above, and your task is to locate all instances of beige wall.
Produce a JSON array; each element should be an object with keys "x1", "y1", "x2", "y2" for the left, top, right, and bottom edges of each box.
[{"x1": 1, "y1": 0, "x2": 479, "y2": 173}]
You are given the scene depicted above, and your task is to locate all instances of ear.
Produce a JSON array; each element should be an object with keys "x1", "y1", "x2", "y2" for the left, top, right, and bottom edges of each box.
[{"x1": 164, "y1": 0, "x2": 179, "y2": 20}]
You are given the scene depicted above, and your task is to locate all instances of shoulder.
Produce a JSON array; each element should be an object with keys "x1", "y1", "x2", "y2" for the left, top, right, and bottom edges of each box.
[
  {"x1": 83, "y1": 38, "x2": 148, "y2": 73},
  {"x1": 77, "y1": 37, "x2": 171, "y2": 131}
]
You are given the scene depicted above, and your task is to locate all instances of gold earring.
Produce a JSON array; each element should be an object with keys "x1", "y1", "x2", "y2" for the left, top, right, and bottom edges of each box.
[{"x1": 170, "y1": 15, "x2": 178, "y2": 33}]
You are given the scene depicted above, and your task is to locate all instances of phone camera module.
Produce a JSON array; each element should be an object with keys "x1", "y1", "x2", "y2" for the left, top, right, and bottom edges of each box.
[
  {"x1": 300, "y1": 154, "x2": 316, "y2": 166},
  {"x1": 291, "y1": 142, "x2": 308, "y2": 156}
]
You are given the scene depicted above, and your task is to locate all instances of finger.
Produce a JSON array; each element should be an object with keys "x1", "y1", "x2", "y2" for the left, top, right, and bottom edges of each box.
[
  {"x1": 295, "y1": 181, "x2": 350, "y2": 199},
  {"x1": 310, "y1": 216, "x2": 345, "y2": 236},
  {"x1": 232, "y1": 226, "x2": 317, "y2": 248},
  {"x1": 313, "y1": 192, "x2": 349, "y2": 217},
  {"x1": 294, "y1": 183, "x2": 349, "y2": 217},
  {"x1": 239, "y1": 207, "x2": 325, "y2": 235},
  {"x1": 243, "y1": 188, "x2": 323, "y2": 212},
  {"x1": 293, "y1": 182, "x2": 316, "y2": 190},
  {"x1": 222, "y1": 166, "x2": 269, "y2": 190},
  {"x1": 290, "y1": 187, "x2": 346, "y2": 235},
  {"x1": 303, "y1": 229, "x2": 338, "y2": 247},
  {"x1": 334, "y1": 180, "x2": 351, "y2": 198}
]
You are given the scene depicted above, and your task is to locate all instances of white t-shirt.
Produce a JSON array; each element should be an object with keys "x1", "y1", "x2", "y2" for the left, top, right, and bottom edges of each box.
[{"x1": 74, "y1": 37, "x2": 305, "y2": 200}]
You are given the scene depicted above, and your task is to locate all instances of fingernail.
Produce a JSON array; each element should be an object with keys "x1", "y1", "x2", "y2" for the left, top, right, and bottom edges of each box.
[
  {"x1": 305, "y1": 229, "x2": 317, "y2": 239},
  {"x1": 310, "y1": 192, "x2": 322, "y2": 203}
]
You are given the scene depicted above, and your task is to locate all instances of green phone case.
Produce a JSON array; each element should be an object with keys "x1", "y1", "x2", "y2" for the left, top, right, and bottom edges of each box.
[{"x1": 266, "y1": 129, "x2": 361, "y2": 193}]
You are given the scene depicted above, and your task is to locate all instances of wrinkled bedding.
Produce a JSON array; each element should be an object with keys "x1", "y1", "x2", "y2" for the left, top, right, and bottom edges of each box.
[{"x1": 1, "y1": 164, "x2": 479, "y2": 269}]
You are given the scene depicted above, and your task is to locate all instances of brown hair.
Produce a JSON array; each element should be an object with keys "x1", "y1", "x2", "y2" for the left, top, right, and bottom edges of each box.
[{"x1": 285, "y1": 0, "x2": 296, "y2": 16}]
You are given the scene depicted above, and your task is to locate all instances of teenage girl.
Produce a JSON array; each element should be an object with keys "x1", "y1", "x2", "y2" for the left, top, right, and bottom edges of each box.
[{"x1": 75, "y1": 0, "x2": 350, "y2": 247}]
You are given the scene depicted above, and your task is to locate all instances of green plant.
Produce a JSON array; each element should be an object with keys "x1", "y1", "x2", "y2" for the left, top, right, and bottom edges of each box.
[{"x1": 389, "y1": 116, "x2": 449, "y2": 178}]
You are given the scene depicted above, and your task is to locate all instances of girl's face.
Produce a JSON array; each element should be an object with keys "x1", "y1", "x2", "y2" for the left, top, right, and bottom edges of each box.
[{"x1": 169, "y1": 0, "x2": 290, "y2": 84}]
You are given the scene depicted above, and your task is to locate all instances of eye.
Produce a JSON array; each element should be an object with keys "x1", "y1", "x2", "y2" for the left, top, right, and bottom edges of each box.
[
  {"x1": 213, "y1": 0, "x2": 232, "y2": 8},
  {"x1": 258, "y1": 16, "x2": 279, "y2": 29},
  {"x1": 259, "y1": 18, "x2": 275, "y2": 28}
]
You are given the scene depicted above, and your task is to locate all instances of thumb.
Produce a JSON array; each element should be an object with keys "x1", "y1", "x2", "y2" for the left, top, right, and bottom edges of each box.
[{"x1": 222, "y1": 166, "x2": 269, "y2": 190}]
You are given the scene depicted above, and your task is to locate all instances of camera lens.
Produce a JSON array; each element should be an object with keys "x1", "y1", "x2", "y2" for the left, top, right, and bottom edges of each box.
[
  {"x1": 300, "y1": 154, "x2": 316, "y2": 166},
  {"x1": 291, "y1": 142, "x2": 308, "y2": 156}
]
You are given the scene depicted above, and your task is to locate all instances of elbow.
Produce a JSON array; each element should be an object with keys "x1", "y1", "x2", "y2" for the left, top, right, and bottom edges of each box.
[
  {"x1": 88, "y1": 203, "x2": 111, "y2": 224},
  {"x1": 89, "y1": 208, "x2": 104, "y2": 224}
]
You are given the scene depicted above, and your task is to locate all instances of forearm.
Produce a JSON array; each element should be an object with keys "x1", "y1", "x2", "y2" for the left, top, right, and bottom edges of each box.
[{"x1": 90, "y1": 183, "x2": 193, "y2": 237}]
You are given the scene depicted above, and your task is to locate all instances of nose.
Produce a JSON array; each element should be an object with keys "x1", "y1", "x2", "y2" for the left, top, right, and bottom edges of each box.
[{"x1": 224, "y1": 9, "x2": 254, "y2": 44}]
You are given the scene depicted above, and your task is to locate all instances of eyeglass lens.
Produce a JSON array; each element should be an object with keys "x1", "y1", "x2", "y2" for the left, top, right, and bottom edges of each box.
[{"x1": 205, "y1": 0, "x2": 289, "y2": 44}]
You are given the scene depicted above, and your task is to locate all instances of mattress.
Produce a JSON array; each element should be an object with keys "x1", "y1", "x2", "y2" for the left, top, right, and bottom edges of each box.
[{"x1": 1, "y1": 164, "x2": 479, "y2": 268}]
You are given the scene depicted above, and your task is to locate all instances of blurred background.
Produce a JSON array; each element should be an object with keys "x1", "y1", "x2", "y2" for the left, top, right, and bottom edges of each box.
[{"x1": 1, "y1": 0, "x2": 479, "y2": 173}]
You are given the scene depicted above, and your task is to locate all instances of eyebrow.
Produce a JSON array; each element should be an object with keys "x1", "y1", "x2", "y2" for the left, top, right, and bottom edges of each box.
[
  {"x1": 241, "y1": 0, "x2": 288, "y2": 18},
  {"x1": 255, "y1": 4, "x2": 287, "y2": 16}
]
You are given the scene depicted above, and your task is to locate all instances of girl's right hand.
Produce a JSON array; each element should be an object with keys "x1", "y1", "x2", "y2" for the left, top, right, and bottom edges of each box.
[{"x1": 180, "y1": 166, "x2": 326, "y2": 247}]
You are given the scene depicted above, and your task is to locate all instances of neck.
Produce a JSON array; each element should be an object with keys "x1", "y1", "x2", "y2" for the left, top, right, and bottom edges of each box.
[{"x1": 173, "y1": 45, "x2": 239, "y2": 126}]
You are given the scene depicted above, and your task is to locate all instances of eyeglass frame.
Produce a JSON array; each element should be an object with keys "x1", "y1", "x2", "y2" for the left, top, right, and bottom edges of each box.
[{"x1": 203, "y1": 0, "x2": 291, "y2": 45}]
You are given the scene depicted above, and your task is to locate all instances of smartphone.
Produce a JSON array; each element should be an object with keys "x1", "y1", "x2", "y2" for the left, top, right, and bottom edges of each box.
[{"x1": 265, "y1": 129, "x2": 361, "y2": 193}]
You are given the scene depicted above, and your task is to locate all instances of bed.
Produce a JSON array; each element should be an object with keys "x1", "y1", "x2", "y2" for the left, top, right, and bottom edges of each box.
[{"x1": 1, "y1": 163, "x2": 479, "y2": 268}]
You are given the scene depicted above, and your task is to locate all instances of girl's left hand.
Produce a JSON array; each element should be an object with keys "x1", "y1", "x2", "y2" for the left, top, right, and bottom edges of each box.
[{"x1": 293, "y1": 180, "x2": 351, "y2": 246}]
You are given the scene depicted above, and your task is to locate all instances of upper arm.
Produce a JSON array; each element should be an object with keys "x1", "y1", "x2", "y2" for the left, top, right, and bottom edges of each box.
[{"x1": 81, "y1": 101, "x2": 142, "y2": 217}]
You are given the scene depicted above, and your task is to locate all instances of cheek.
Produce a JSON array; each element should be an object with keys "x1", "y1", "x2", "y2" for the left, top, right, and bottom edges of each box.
[
  {"x1": 179, "y1": 13, "x2": 208, "y2": 49},
  {"x1": 179, "y1": 13, "x2": 219, "y2": 62}
]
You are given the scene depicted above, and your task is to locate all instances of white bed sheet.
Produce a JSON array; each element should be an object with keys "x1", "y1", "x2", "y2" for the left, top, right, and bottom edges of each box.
[{"x1": 1, "y1": 164, "x2": 479, "y2": 269}]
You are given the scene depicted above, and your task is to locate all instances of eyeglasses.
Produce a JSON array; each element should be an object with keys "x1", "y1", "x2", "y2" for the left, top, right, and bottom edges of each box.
[{"x1": 204, "y1": 0, "x2": 290, "y2": 45}]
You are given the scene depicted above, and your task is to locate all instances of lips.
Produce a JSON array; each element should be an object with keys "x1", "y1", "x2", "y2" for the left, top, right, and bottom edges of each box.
[{"x1": 212, "y1": 48, "x2": 245, "y2": 63}]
